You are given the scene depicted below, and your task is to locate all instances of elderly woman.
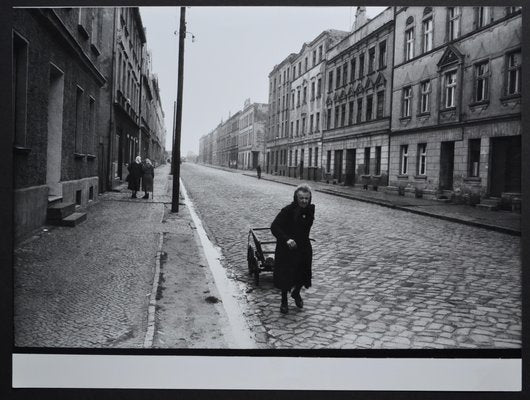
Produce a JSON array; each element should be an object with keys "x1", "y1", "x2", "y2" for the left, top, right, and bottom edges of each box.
[
  {"x1": 141, "y1": 158, "x2": 155, "y2": 199},
  {"x1": 127, "y1": 156, "x2": 143, "y2": 198},
  {"x1": 271, "y1": 184, "x2": 315, "y2": 314}
]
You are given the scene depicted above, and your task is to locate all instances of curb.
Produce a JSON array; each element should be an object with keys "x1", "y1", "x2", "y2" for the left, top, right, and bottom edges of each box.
[{"x1": 241, "y1": 173, "x2": 520, "y2": 237}]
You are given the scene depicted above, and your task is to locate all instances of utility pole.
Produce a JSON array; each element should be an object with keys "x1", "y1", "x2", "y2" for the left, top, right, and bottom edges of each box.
[{"x1": 172, "y1": 7, "x2": 186, "y2": 212}]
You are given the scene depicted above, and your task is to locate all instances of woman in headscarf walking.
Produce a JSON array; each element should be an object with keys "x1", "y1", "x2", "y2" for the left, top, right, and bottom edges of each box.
[
  {"x1": 271, "y1": 184, "x2": 315, "y2": 314},
  {"x1": 141, "y1": 158, "x2": 155, "y2": 199},
  {"x1": 127, "y1": 155, "x2": 143, "y2": 198}
]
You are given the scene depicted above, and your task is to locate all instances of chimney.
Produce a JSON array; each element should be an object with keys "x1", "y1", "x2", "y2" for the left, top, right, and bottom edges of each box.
[{"x1": 353, "y1": 6, "x2": 367, "y2": 31}]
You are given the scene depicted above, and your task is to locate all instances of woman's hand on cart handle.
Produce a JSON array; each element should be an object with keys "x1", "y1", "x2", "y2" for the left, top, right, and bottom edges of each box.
[{"x1": 287, "y1": 239, "x2": 297, "y2": 249}]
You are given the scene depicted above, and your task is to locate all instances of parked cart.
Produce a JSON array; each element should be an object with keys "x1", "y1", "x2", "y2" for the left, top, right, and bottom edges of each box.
[{"x1": 246, "y1": 227, "x2": 276, "y2": 286}]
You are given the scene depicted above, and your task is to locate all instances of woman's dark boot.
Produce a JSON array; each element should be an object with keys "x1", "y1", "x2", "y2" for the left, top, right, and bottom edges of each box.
[
  {"x1": 291, "y1": 287, "x2": 303, "y2": 308},
  {"x1": 142, "y1": 192, "x2": 149, "y2": 199},
  {"x1": 131, "y1": 192, "x2": 137, "y2": 199}
]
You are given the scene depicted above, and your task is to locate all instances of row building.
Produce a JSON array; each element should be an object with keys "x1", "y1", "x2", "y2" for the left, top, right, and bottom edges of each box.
[{"x1": 13, "y1": 7, "x2": 167, "y2": 242}]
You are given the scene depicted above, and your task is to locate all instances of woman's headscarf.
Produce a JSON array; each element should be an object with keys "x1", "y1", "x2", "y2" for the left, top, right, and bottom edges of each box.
[
  {"x1": 135, "y1": 156, "x2": 142, "y2": 164},
  {"x1": 145, "y1": 158, "x2": 152, "y2": 166}
]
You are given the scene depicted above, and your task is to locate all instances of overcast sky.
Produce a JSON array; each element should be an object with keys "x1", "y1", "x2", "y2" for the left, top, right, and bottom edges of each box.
[{"x1": 139, "y1": 6, "x2": 387, "y2": 156}]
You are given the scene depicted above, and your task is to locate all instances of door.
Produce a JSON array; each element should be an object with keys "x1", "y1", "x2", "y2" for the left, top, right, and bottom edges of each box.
[
  {"x1": 334, "y1": 150, "x2": 343, "y2": 182},
  {"x1": 46, "y1": 64, "x2": 64, "y2": 198},
  {"x1": 439, "y1": 141, "x2": 454, "y2": 190},
  {"x1": 490, "y1": 136, "x2": 521, "y2": 196},
  {"x1": 345, "y1": 149, "x2": 356, "y2": 185}
]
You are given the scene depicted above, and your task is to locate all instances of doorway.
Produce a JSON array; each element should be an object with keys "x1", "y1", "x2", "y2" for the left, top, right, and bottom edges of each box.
[
  {"x1": 439, "y1": 141, "x2": 454, "y2": 190},
  {"x1": 334, "y1": 150, "x2": 343, "y2": 183},
  {"x1": 345, "y1": 149, "x2": 356, "y2": 185},
  {"x1": 490, "y1": 136, "x2": 521, "y2": 197},
  {"x1": 46, "y1": 63, "x2": 64, "y2": 198}
]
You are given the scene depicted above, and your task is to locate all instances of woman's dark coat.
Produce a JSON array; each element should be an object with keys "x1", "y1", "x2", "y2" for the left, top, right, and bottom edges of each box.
[
  {"x1": 127, "y1": 162, "x2": 143, "y2": 191},
  {"x1": 271, "y1": 199, "x2": 315, "y2": 291},
  {"x1": 142, "y1": 164, "x2": 154, "y2": 192}
]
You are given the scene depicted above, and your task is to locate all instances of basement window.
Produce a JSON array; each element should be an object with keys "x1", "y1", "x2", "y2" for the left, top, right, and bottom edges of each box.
[{"x1": 76, "y1": 190, "x2": 82, "y2": 206}]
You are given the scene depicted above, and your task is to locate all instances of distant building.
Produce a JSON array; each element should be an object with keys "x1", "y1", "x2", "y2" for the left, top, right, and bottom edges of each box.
[
  {"x1": 238, "y1": 99, "x2": 269, "y2": 169},
  {"x1": 266, "y1": 53, "x2": 296, "y2": 176},
  {"x1": 323, "y1": 7, "x2": 394, "y2": 187},
  {"x1": 13, "y1": 8, "x2": 107, "y2": 241},
  {"x1": 288, "y1": 29, "x2": 350, "y2": 181},
  {"x1": 389, "y1": 6, "x2": 521, "y2": 205}
]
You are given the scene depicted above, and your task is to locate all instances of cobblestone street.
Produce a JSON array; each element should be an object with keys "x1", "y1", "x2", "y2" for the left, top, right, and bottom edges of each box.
[{"x1": 181, "y1": 163, "x2": 521, "y2": 349}]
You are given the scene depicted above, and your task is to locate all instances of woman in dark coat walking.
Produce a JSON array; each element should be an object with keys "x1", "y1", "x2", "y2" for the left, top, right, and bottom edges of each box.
[
  {"x1": 127, "y1": 156, "x2": 143, "y2": 198},
  {"x1": 271, "y1": 184, "x2": 315, "y2": 314},
  {"x1": 141, "y1": 158, "x2": 154, "y2": 199}
]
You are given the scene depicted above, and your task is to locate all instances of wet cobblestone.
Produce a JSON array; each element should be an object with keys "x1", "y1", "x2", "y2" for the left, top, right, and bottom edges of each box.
[{"x1": 181, "y1": 163, "x2": 521, "y2": 349}]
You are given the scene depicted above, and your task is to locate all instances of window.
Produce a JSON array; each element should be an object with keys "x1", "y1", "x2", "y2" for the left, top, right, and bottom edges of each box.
[
  {"x1": 317, "y1": 78, "x2": 322, "y2": 97},
  {"x1": 311, "y1": 81, "x2": 315, "y2": 100},
  {"x1": 417, "y1": 143, "x2": 427, "y2": 175},
  {"x1": 318, "y1": 45, "x2": 323, "y2": 62},
  {"x1": 366, "y1": 94, "x2": 373, "y2": 121},
  {"x1": 326, "y1": 150, "x2": 331, "y2": 173},
  {"x1": 297, "y1": 89, "x2": 300, "y2": 107},
  {"x1": 402, "y1": 86, "x2": 412, "y2": 117},
  {"x1": 405, "y1": 27, "x2": 415, "y2": 61},
  {"x1": 296, "y1": 120, "x2": 299, "y2": 136},
  {"x1": 298, "y1": 62, "x2": 302, "y2": 76},
  {"x1": 310, "y1": 114, "x2": 314, "y2": 133},
  {"x1": 343, "y1": 63, "x2": 348, "y2": 86},
  {"x1": 291, "y1": 92, "x2": 295, "y2": 109},
  {"x1": 88, "y1": 97, "x2": 96, "y2": 154},
  {"x1": 364, "y1": 147, "x2": 370, "y2": 174},
  {"x1": 75, "y1": 86, "x2": 84, "y2": 153},
  {"x1": 305, "y1": 57, "x2": 308, "y2": 71},
  {"x1": 507, "y1": 51, "x2": 521, "y2": 96},
  {"x1": 368, "y1": 47, "x2": 376, "y2": 73},
  {"x1": 359, "y1": 53, "x2": 365, "y2": 77},
  {"x1": 293, "y1": 65, "x2": 296, "y2": 78},
  {"x1": 350, "y1": 58, "x2": 356, "y2": 81},
  {"x1": 378, "y1": 41, "x2": 387, "y2": 69},
  {"x1": 336, "y1": 67, "x2": 341, "y2": 89},
  {"x1": 289, "y1": 150, "x2": 292, "y2": 166},
  {"x1": 474, "y1": 61, "x2": 489, "y2": 102},
  {"x1": 334, "y1": 107, "x2": 339, "y2": 128},
  {"x1": 356, "y1": 98, "x2": 363, "y2": 123},
  {"x1": 314, "y1": 147, "x2": 319, "y2": 167},
  {"x1": 303, "y1": 86, "x2": 307, "y2": 103},
  {"x1": 400, "y1": 145, "x2": 409, "y2": 175},
  {"x1": 376, "y1": 91, "x2": 385, "y2": 119},
  {"x1": 290, "y1": 121, "x2": 294, "y2": 137},
  {"x1": 308, "y1": 148, "x2": 312, "y2": 167},
  {"x1": 448, "y1": 7, "x2": 460, "y2": 41},
  {"x1": 348, "y1": 101, "x2": 354, "y2": 125},
  {"x1": 312, "y1": 50, "x2": 317, "y2": 66},
  {"x1": 295, "y1": 150, "x2": 298, "y2": 165},
  {"x1": 13, "y1": 32, "x2": 28, "y2": 147},
  {"x1": 327, "y1": 108, "x2": 331, "y2": 129},
  {"x1": 328, "y1": 71, "x2": 333, "y2": 92},
  {"x1": 477, "y1": 7, "x2": 491, "y2": 28},
  {"x1": 444, "y1": 71, "x2": 457, "y2": 108},
  {"x1": 315, "y1": 112, "x2": 320, "y2": 132},
  {"x1": 341, "y1": 104, "x2": 346, "y2": 127},
  {"x1": 420, "y1": 80, "x2": 431, "y2": 113},
  {"x1": 422, "y1": 17, "x2": 433, "y2": 53},
  {"x1": 468, "y1": 139, "x2": 481, "y2": 177},
  {"x1": 375, "y1": 146, "x2": 382, "y2": 175},
  {"x1": 506, "y1": 6, "x2": 522, "y2": 15},
  {"x1": 302, "y1": 117, "x2": 306, "y2": 135},
  {"x1": 91, "y1": 9, "x2": 102, "y2": 50}
]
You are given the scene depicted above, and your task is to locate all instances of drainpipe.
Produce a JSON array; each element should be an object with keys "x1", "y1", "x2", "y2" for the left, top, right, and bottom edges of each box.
[
  {"x1": 387, "y1": 6, "x2": 397, "y2": 188},
  {"x1": 107, "y1": 8, "x2": 117, "y2": 190}
]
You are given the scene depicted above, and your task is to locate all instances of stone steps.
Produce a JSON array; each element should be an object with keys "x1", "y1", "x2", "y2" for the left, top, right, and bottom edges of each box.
[
  {"x1": 61, "y1": 212, "x2": 87, "y2": 227},
  {"x1": 476, "y1": 197, "x2": 501, "y2": 211},
  {"x1": 47, "y1": 200, "x2": 87, "y2": 227}
]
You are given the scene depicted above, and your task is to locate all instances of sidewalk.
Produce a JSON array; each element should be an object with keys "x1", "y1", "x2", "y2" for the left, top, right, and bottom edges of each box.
[
  {"x1": 199, "y1": 163, "x2": 520, "y2": 236},
  {"x1": 14, "y1": 163, "x2": 241, "y2": 348}
]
